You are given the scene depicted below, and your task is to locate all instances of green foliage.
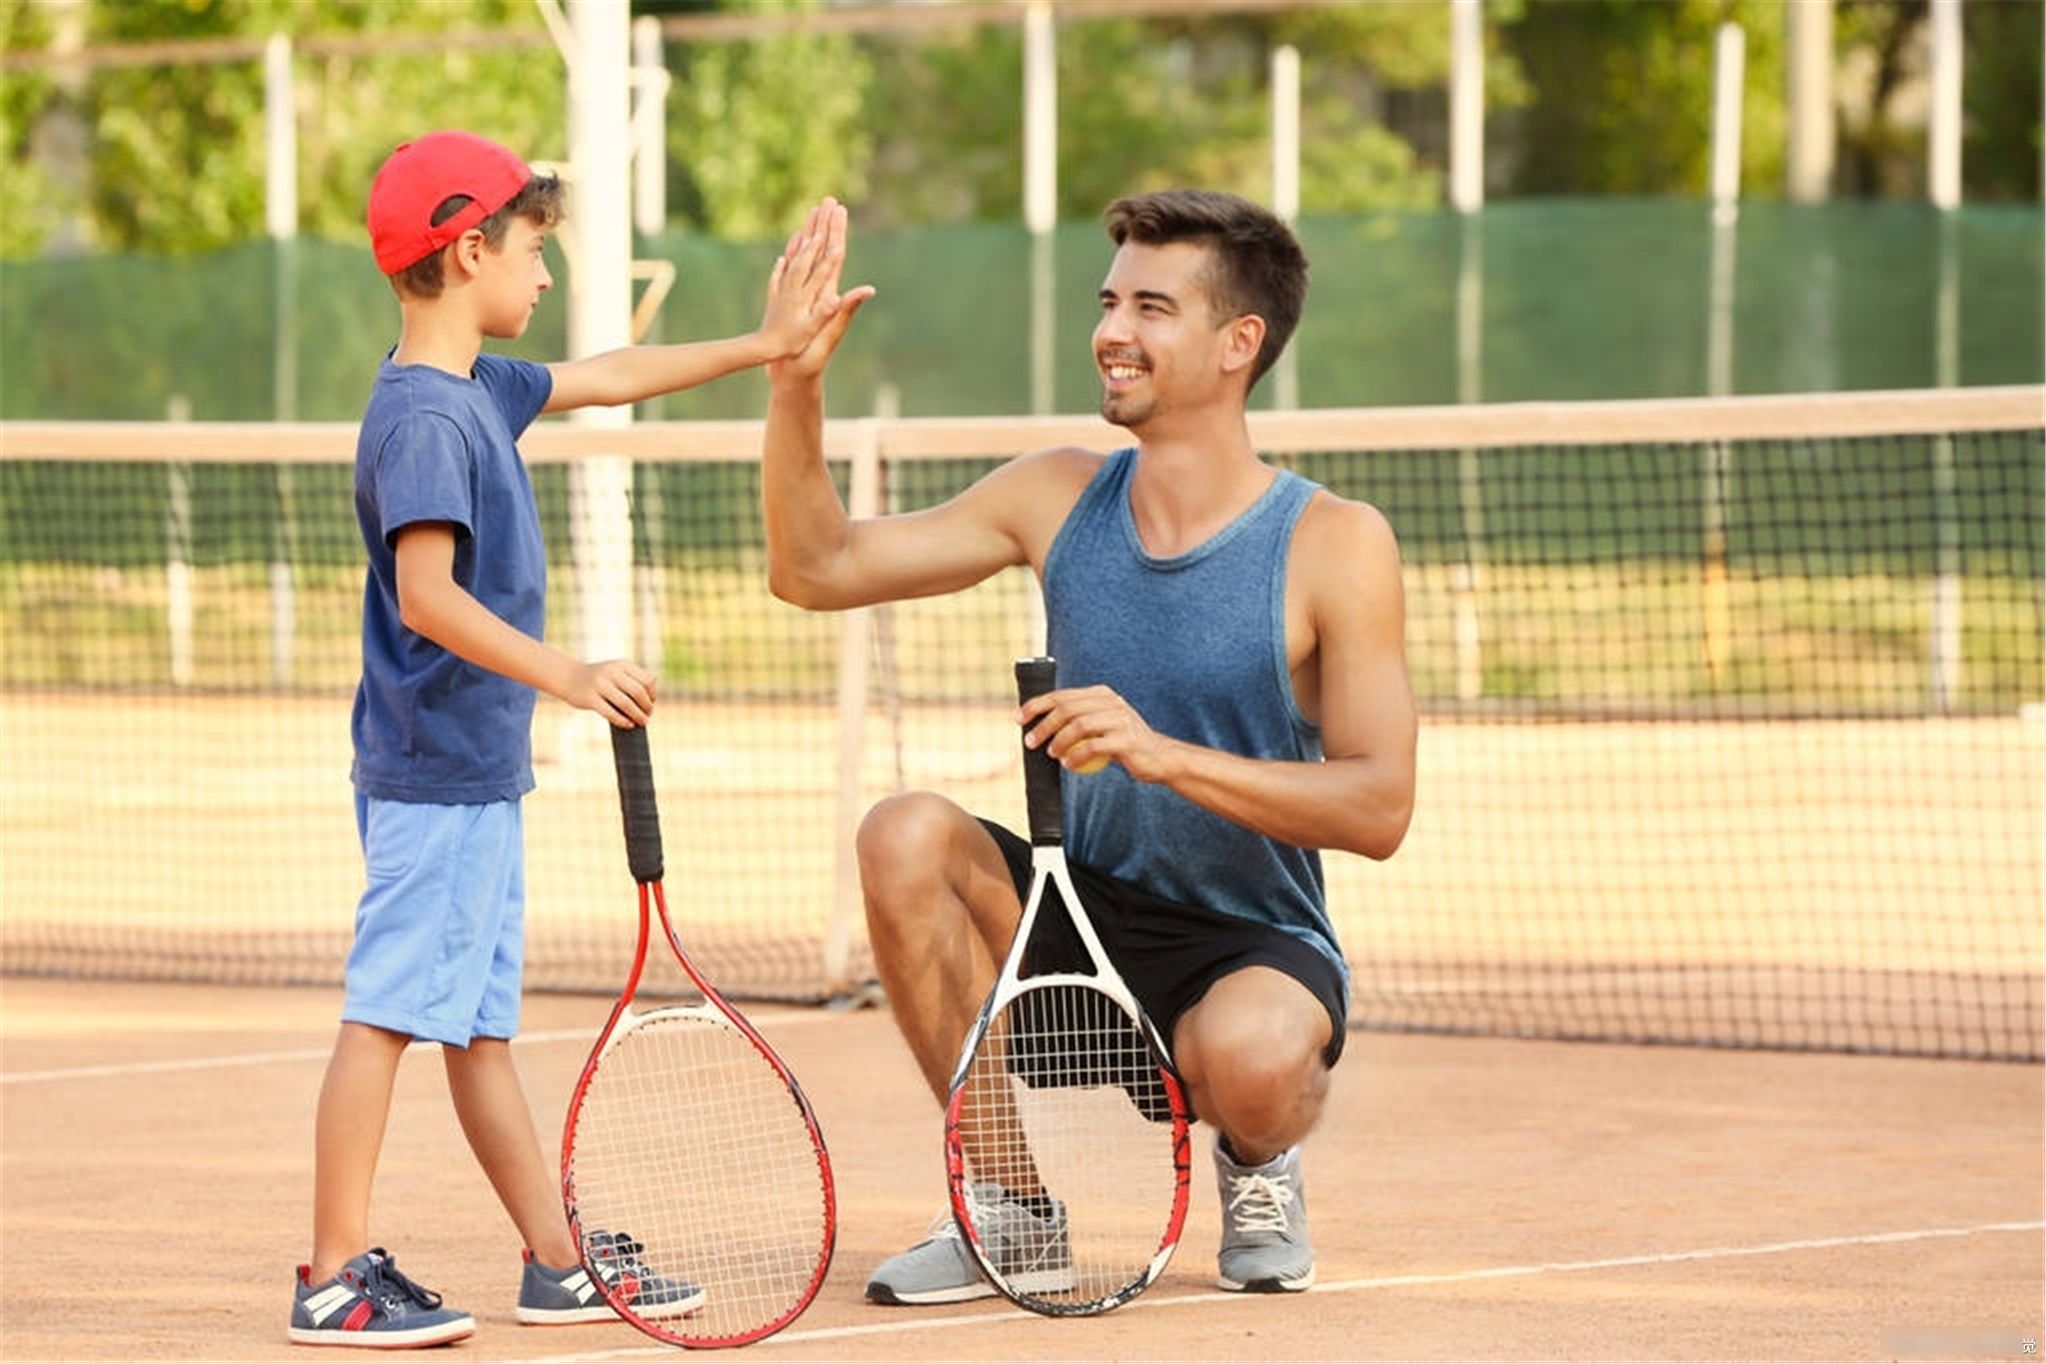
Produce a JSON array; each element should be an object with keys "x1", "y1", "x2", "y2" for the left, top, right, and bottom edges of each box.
[
  {"x1": 5, "y1": 0, "x2": 561, "y2": 256},
  {"x1": 0, "y1": 1, "x2": 65, "y2": 256},
  {"x1": 1961, "y1": 0, "x2": 2042, "y2": 200},
  {"x1": 0, "y1": 0, "x2": 2038, "y2": 260},
  {"x1": 1505, "y1": 0, "x2": 1785, "y2": 197},
  {"x1": 860, "y1": 4, "x2": 1515, "y2": 227},
  {"x1": 663, "y1": 0, "x2": 873, "y2": 239}
]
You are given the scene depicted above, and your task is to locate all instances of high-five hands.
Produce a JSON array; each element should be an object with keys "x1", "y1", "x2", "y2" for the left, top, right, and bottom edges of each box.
[{"x1": 763, "y1": 197, "x2": 875, "y2": 382}]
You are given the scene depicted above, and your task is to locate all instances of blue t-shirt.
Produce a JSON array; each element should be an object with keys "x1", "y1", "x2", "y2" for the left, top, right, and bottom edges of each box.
[{"x1": 349, "y1": 352, "x2": 554, "y2": 803}]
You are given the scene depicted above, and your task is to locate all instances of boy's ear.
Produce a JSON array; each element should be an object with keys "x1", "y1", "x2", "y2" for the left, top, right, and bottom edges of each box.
[{"x1": 447, "y1": 228, "x2": 490, "y2": 281}]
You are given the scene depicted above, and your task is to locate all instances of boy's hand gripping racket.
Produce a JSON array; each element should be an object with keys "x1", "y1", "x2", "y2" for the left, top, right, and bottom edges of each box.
[
  {"x1": 561, "y1": 723, "x2": 835, "y2": 1348},
  {"x1": 942, "y1": 656, "x2": 1192, "y2": 1315}
]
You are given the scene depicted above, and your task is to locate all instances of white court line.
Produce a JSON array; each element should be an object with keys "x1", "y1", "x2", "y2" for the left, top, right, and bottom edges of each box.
[
  {"x1": 0, "y1": 1011, "x2": 845, "y2": 1085},
  {"x1": 518, "y1": 1220, "x2": 2046, "y2": 1362}
]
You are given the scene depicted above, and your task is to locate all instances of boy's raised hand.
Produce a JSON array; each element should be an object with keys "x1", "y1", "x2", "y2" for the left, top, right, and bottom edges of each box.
[{"x1": 762, "y1": 197, "x2": 874, "y2": 382}]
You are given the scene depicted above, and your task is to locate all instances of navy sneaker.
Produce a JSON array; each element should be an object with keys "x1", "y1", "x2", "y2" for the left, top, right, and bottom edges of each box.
[
  {"x1": 289, "y1": 1248, "x2": 475, "y2": 1349},
  {"x1": 517, "y1": 1232, "x2": 705, "y2": 1324}
]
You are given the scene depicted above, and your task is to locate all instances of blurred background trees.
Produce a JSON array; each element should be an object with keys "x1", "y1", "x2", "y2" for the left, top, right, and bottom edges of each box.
[{"x1": 0, "y1": 0, "x2": 2038, "y2": 258}]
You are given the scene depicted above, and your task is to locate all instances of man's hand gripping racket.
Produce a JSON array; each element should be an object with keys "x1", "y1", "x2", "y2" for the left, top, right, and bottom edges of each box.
[
  {"x1": 560, "y1": 723, "x2": 835, "y2": 1348},
  {"x1": 943, "y1": 657, "x2": 1192, "y2": 1316}
]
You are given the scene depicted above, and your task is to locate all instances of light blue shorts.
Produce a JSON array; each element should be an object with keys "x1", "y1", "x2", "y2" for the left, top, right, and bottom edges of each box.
[{"x1": 342, "y1": 794, "x2": 526, "y2": 1047}]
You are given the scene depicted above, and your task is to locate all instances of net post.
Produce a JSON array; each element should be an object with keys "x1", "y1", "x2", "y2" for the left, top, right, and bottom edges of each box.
[
  {"x1": 1704, "y1": 27, "x2": 1742, "y2": 688},
  {"x1": 1270, "y1": 42, "x2": 1301, "y2": 413},
  {"x1": 1929, "y1": 211, "x2": 1963, "y2": 710},
  {"x1": 870, "y1": 385, "x2": 907, "y2": 794},
  {"x1": 164, "y1": 395, "x2": 194, "y2": 689},
  {"x1": 825, "y1": 419, "x2": 884, "y2": 991},
  {"x1": 1455, "y1": 211, "x2": 1485, "y2": 702}
]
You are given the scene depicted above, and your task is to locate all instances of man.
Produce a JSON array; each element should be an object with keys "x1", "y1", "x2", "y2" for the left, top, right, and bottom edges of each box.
[{"x1": 760, "y1": 189, "x2": 1416, "y2": 1302}]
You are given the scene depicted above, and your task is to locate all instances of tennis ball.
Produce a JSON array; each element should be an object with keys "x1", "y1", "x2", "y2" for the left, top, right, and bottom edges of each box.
[{"x1": 1068, "y1": 744, "x2": 1111, "y2": 775}]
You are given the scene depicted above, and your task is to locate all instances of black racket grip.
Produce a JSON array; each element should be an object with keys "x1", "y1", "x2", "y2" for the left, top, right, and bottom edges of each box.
[
  {"x1": 1015, "y1": 656, "x2": 1063, "y2": 847},
  {"x1": 610, "y1": 723, "x2": 664, "y2": 884}
]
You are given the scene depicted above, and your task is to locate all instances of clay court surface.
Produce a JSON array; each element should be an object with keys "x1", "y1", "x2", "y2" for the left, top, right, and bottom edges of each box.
[{"x1": 1, "y1": 976, "x2": 2039, "y2": 1362}]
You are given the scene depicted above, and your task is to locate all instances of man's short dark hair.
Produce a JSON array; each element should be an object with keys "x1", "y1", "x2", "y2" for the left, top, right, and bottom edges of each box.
[
  {"x1": 1103, "y1": 189, "x2": 1308, "y2": 389},
  {"x1": 393, "y1": 174, "x2": 565, "y2": 300}
]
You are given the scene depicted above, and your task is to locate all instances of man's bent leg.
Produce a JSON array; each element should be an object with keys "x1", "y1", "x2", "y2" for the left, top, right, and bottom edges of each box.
[
  {"x1": 857, "y1": 793, "x2": 1051, "y2": 1306},
  {"x1": 1173, "y1": 966, "x2": 1333, "y2": 1293},
  {"x1": 857, "y1": 791, "x2": 1025, "y2": 1098}
]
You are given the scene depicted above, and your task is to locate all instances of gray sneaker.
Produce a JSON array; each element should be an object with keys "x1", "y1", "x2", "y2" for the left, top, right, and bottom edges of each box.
[
  {"x1": 865, "y1": 1183, "x2": 1074, "y2": 1305},
  {"x1": 1214, "y1": 1142, "x2": 1314, "y2": 1292}
]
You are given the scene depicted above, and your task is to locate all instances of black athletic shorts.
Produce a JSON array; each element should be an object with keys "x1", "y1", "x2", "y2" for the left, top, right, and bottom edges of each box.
[{"x1": 979, "y1": 820, "x2": 1348, "y2": 1071}]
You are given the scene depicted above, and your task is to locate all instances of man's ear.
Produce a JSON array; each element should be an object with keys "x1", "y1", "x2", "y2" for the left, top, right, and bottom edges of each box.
[{"x1": 1220, "y1": 312, "x2": 1266, "y2": 378}]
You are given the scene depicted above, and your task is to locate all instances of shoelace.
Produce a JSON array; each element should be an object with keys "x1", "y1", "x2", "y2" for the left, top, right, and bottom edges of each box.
[
  {"x1": 1224, "y1": 1172, "x2": 1297, "y2": 1235},
  {"x1": 920, "y1": 1210, "x2": 967, "y2": 1244},
  {"x1": 589, "y1": 1232, "x2": 650, "y2": 1268},
  {"x1": 359, "y1": 1253, "x2": 443, "y2": 1311}
]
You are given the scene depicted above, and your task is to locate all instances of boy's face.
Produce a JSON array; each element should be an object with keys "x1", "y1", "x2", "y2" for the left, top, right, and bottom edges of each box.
[{"x1": 476, "y1": 217, "x2": 553, "y2": 339}]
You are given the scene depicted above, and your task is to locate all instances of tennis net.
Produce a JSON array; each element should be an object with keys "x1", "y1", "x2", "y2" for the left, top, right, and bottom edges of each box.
[{"x1": 1, "y1": 387, "x2": 2039, "y2": 1059}]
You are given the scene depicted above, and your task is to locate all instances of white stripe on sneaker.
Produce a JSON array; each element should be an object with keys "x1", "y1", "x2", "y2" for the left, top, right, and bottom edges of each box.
[{"x1": 300, "y1": 1283, "x2": 359, "y2": 1325}]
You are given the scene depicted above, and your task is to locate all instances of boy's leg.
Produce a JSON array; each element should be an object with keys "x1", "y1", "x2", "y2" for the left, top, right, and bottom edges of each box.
[
  {"x1": 443, "y1": 1038, "x2": 579, "y2": 1270},
  {"x1": 310, "y1": 1021, "x2": 411, "y2": 1283}
]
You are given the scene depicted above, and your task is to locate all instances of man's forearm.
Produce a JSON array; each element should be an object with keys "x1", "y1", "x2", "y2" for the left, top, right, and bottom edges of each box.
[
  {"x1": 761, "y1": 376, "x2": 856, "y2": 607},
  {"x1": 1152, "y1": 742, "x2": 1414, "y2": 861}
]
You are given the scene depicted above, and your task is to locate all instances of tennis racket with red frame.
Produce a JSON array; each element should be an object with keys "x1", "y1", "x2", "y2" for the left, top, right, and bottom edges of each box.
[
  {"x1": 942, "y1": 656, "x2": 1192, "y2": 1316},
  {"x1": 560, "y1": 723, "x2": 835, "y2": 1348}
]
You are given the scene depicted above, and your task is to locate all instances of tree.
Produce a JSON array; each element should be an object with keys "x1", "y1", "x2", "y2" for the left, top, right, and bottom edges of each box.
[
  {"x1": 858, "y1": 3, "x2": 1532, "y2": 228},
  {"x1": 1500, "y1": 0, "x2": 1786, "y2": 198},
  {"x1": 653, "y1": 0, "x2": 874, "y2": 239},
  {"x1": 0, "y1": 1, "x2": 68, "y2": 256}
]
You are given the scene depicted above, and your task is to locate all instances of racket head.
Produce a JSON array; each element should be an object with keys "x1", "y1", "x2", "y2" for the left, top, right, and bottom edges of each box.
[
  {"x1": 562, "y1": 987, "x2": 835, "y2": 1347},
  {"x1": 944, "y1": 971, "x2": 1191, "y2": 1316},
  {"x1": 937, "y1": 656, "x2": 1191, "y2": 1315},
  {"x1": 944, "y1": 843, "x2": 1192, "y2": 1315}
]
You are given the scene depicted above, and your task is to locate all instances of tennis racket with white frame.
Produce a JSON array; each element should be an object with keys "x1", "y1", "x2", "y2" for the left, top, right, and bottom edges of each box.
[
  {"x1": 942, "y1": 656, "x2": 1192, "y2": 1316},
  {"x1": 559, "y1": 723, "x2": 835, "y2": 1348}
]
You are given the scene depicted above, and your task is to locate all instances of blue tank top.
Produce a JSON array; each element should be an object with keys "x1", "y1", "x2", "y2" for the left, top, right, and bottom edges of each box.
[{"x1": 1042, "y1": 447, "x2": 1341, "y2": 974}]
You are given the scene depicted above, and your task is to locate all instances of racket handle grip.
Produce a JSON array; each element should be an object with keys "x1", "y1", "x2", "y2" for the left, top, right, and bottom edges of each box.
[
  {"x1": 1014, "y1": 656, "x2": 1063, "y2": 847},
  {"x1": 610, "y1": 723, "x2": 665, "y2": 884}
]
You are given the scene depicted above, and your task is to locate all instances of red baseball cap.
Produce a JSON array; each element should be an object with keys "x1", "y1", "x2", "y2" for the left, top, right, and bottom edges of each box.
[{"x1": 367, "y1": 130, "x2": 533, "y2": 275}]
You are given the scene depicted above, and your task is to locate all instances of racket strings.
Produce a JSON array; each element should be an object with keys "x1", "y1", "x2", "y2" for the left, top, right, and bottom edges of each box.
[
  {"x1": 568, "y1": 1009, "x2": 829, "y2": 1344},
  {"x1": 953, "y1": 982, "x2": 1185, "y2": 1311}
]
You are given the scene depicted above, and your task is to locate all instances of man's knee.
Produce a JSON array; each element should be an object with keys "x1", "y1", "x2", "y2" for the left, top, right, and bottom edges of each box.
[
  {"x1": 856, "y1": 792, "x2": 1015, "y2": 942},
  {"x1": 856, "y1": 791, "x2": 960, "y2": 890},
  {"x1": 1175, "y1": 968, "x2": 1332, "y2": 1146}
]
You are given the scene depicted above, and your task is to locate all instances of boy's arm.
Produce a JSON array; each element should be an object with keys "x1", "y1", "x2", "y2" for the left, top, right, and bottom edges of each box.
[
  {"x1": 541, "y1": 333, "x2": 779, "y2": 413},
  {"x1": 393, "y1": 523, "x2": 654, "y2": 727},
  {"x1": 542, "y1": 198, "x2": 850, "y2": 414}
]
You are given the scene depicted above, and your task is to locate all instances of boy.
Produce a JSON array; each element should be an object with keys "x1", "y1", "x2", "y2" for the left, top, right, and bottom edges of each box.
[{"x1": 290, "y1": 130, "x2": 857, "y2": 1348}]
